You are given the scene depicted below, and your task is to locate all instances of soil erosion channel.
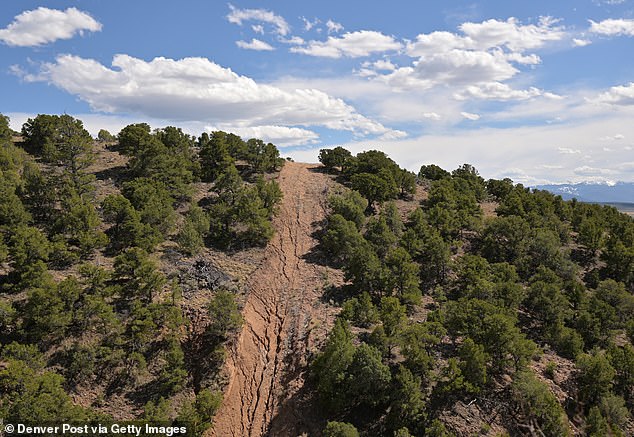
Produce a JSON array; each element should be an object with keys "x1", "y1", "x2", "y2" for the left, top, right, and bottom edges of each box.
[{"x1": 211, "y1": 162, "x2": 335, "y2": 437}]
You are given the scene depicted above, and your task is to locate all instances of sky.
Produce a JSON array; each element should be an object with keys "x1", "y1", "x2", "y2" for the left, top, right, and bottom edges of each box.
[{"x1": 1, "y1": 1, "x2": 634, "y2": 185}]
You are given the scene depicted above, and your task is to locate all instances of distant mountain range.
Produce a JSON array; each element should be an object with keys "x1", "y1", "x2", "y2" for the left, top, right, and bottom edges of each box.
[{"x1": 533, "y1": 181, "x2": 634, "y2": 204}]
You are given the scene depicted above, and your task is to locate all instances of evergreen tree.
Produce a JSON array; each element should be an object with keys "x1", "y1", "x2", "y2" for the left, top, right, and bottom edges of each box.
[
  {"x1": 113, "y1": 248, "x2": 166, "y2": 303},
  {"x1": 328, "y1": 189, "x2": 368, "y2": 230},
  {"x1": 459, "y1": 338, "x2": 488, "y2": 393},
  {"x1": 312, "y1": 319, "x2": 355, "y2": 411},
  {"x1": 388, "y1": 365, "x2": 426, "y2": 433},
  {"x1": 577, "y1": 351, "x2": 616, "y2": 406},
  {"x1": 207, "y1": 289, "x2": 243, "y2": 339},
  {"x1": 199, "y1": 131, "x2": 234, "y2": 182},
  {"x1": 323, "y1": 421, "x2": 359, "y2": 437},
  {"x1": 101, "y1": 194, "x2": 159, "y2": 252},
  {"x1": 319, "y1": 147, "x2": 352, "y2": 172},
  {"x1": 511, "y1": 371, "x2": 570, "y2": 436}
]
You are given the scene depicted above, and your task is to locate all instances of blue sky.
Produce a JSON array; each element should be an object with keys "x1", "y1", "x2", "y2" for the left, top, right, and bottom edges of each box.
[{"x1": 2, "y1": 1, "x2": 634, "y2": 184}]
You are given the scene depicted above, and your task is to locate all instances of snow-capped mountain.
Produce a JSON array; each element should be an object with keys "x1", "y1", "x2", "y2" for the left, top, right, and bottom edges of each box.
[{"x1": 533, "y1": 181, "x2": 634, "y2": 203}]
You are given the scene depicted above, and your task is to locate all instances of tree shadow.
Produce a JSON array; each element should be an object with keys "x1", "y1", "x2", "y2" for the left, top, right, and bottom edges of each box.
[
  {"x1": 266, "y1": 352, "x2": 326, "y2": 436},
  {"x1": 301, "y1": 220, "x2": 334, "y2": 268},
  {"x1": 321, "y1": 284, "x2": 357, "y2": 306},
  {"x1": 306, "y1": 165, "x2": 349, "y2": 186},
  {"x1": 94, "y1": 165, "x2": 129, "y2": 184}
]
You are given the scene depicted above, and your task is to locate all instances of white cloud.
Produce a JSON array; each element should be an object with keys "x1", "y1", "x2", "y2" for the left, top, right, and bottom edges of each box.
[
  {"x1": 326, "y1": 19, "x2": 344, "y2": 34},
  {"x1": 252, "y1": 24, "x2": 264, "y2": 34},
  {"x1": 278, "y1": 36, "x2": 304, "y2": 45},
  {"x1": 406, "y1": 31, "x2": 474, "y2": 56},
  {"x1": 236, "y1": 38, "x2": 274, "y2": 51},
  {"x1": 461, "y1": 111, "x2": 481, "y2": 120},
  {"x1": 504, "y1": 52, "x2": 541, "y2": 65},
  {"x1": 600, "y1": 133, "x2": 625, "y2": 140},
  {"x1": 379, "y1": 130, "x2": 408, "y2": 140},
  {"x1": 227, "y1": 4, "x2": 289, "y2": 36},
  {"x1": 595, "y1": 82, "x2": 634, "y2": 105},
  {"x1": 375, "y1": 17, "x2": 563, "y2": 100},
  {"x1": 0, "y1": 7, "x2": 101, "y2": 47},
  {"x1": 405, "y1": 17, "x2": 563, "y2": 56},
  {"x1": 589, "y1": 18, "x2": 634, "y2": 36},
  {"x1": 422, "y1": 112, "x2": 442, "y2": 120},
  {"x1": 290, "y1": 30, "x2": 402, "y2": 58},
  {"x1": 387, "y1": 49, "x2": 518, "y2": 89},
  {"x1": 537, "y1": 164, "x2": 564, "y2": 170},
  {"x1": 371, "y1": 59, "x2": 396, "y2": 71},
  {"x1": 18, "y1": 54, "x2": 395, "y2": 139},
  {"x1": 455, "y1": 82, "x2": 545, "y2": 100},
  {"x1": 573, "y1": 38, "x2": 592, "y2": 46},
  {"x1": 301, "y1": 17, "x2": 320, "y2": 31},
  {"x1": 459, "y1": 17, "x2": 565, "y2": 52},
  {"x1": 558, "y1": 147, "x2": 581, "y2": 154},
  {"x1": 574, "y1": 165, "x2": 617, "y2": 176}
]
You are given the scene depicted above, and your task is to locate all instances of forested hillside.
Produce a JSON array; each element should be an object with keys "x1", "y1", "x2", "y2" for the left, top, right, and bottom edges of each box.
[
  {"x1": 312, "y1": 149, "x2": 634, "y2": 436},
  {"x1": 2, "y1": 111, "x2": 634, "y2": 437},
  {"x1": 0, "y1": 113, "x2": 285, "y2": 436}
]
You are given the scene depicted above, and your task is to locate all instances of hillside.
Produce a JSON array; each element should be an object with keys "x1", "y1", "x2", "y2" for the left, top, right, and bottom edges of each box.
[
  {"x1": 2, "y1": 113, "x2": 634, "y2": 437},
  {"x1": 211, "y1": 163, "x2": 341, "y2": 437}
]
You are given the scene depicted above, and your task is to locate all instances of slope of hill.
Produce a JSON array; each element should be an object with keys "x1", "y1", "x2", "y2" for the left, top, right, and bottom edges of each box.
[{"x1": 211, "y1": 163, "x2": 342, "y2": 437}]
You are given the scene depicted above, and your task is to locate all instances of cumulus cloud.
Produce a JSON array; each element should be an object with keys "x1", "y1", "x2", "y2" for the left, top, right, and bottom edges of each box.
[
  {"x1": 372, "y1": 59, "x2": 396, "y2": 71},
  {"x1": 236, "y1": 38, "x2": 274, "y2": 51},
  {"x1": 382, "y1": 49, "x2": 518, "y2": 90},
  {"x1": 301, "y1": 17, "x2": 320, "y2": 31},
  {"x1": 589, "y1": 18, "x2": 634, "y2": 36},
  {"x1": 252, "y1": 24, "x2": 264, "y2": 34},
  {"x1": 573, "y1": 38, "x2": 592, "y2": 46},
  {"x1": 326, "y1": 19, "x2": 344, "y2": 33},
  {"x1": 226, "y1": 4, "x2": 289, "y2": 36},
  {"x1": 16, "y1": 54, "x2": 396, "y2": 140},
  {"x1": 461, "y1": 111, "x2": 481, "y2": 120},
  {"x1": 290, "y1": 30, "x2": 402, "y2": 58},
  {"x1": 374, "y1": 17, "x2": 563, "y2": 100},
  {"x1": 279, "y1": 36, "x2": 304, "y2": 45},
  {"x1": 455, "y1": 82, "x2": 545, "y2": 100},
  {"x1": 459, "y1": 17, "x2": 564, "y2": 51},
  {"x1": 558, "y1": 147, "x2": 581, "y2": 154},
  {"x1": 0, "y1": 7, "x2": 101, "y2": 47},
  {"x1": 574, "y1": 165, "x2": 617, "y2": 176},
  {"x1": 406, "y1": 31, "x2": 473, "y2": 56},
  {"x1": 406, "y1": 16, "x2": 563, "y2": 56},
  {"x1": 422, "y1": 112, "x2": 442, "y2": 121},
  {"x1": 595, "y1": 82, "x2": 634, "y2": 105}
]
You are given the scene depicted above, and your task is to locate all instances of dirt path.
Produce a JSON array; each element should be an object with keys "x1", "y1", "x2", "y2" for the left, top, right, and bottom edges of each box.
[{"x1": 210, "y1": 163, "x2": 339, "y2": 437}]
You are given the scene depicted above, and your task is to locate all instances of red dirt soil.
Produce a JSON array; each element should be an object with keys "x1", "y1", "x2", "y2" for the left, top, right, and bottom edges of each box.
[{"x1": 209, "y1": 163, "x2": 340, "y2": 437}]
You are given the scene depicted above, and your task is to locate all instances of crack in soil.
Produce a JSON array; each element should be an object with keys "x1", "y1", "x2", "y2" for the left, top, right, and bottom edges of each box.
[{"x1": 210, "y1": 163, "x2": 336, "y2": 437}]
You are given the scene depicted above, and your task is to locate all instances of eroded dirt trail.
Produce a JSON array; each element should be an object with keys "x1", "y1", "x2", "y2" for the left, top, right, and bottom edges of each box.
[{"x1": 210, "y1": 163, "x2": 338, "y2": 437}]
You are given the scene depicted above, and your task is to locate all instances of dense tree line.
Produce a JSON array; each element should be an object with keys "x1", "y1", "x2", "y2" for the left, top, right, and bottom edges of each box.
[
  {"x1": 0, "y1": 113, "x2": 284, "y2": 435},
  {"x1": 314, "y1": 146, "x2": 634, "y2": 436},
  {"x1": 319, "y1": 148, "x2": 417, "y2": 208}
]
